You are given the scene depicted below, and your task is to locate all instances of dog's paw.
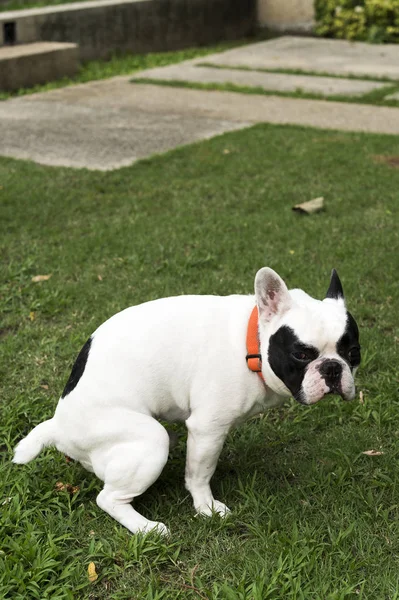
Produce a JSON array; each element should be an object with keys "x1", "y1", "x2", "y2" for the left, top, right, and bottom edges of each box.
[
  {"x1": 136, "y1": 520, "x2": 170, "y2": 537},
  {"x1": 195, "y1": 500, "x2": 231, "y2": 518}
]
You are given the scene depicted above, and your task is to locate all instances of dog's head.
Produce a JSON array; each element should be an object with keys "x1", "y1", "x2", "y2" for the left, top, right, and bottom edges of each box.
[{"x1": 255, "y1": 268, "x2": 361, "y2": 405}]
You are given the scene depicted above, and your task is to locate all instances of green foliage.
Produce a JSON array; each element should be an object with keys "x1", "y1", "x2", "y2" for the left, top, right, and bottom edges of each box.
[
  {"x1": 315, "y1": 0, "x2": 399, "y2": 43},
  {"x1": 1, "y1": 123, "x2": 399, "y2": 598}
]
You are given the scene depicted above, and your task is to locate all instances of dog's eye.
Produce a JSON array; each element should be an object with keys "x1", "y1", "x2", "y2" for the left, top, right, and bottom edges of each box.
[
  {"x1": 292, "y1": 351, "x2": 311, "y2": 362},
  {"x1": 348, "y1": 347, "x2": 361, "y2": 366}
]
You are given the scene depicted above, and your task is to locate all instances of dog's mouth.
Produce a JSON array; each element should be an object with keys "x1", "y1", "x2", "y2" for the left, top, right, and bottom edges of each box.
[
  {"x1": 327, "y1": 380, "x2": 356, "y2": 402},
  {"x1": 294, "y1": 384, "x2": 354, "y2": 406},
  {"x1": 326, "y1": 382, "x2": 342, "y2": 397}
]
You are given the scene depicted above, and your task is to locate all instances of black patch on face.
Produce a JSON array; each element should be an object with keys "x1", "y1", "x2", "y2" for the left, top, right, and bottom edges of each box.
[
  {"x1": 268, "y1": 326, "x2": 319, "y2": 402},
  {"x1": 61, "y1": 337, "x2": 92, "y2": 399},
  {"x1": 336, "y1": 312, "x2": 361, "y2": 369}
]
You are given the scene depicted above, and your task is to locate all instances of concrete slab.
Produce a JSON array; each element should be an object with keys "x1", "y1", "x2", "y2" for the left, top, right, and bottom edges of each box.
[
  {"x1": 0, "y1": 42, "x2": 78, "y2": 91},
  {"x1": 2, "y1": 78, "x2": 399, "y2": 170},
  {"x1": 0, "y1": 79, "x2": 249, "y2": 170},
  {"x1": 385, "y1": 91, "x2": 399, "y2": 101},
  {"x1": 197, "y1": 36, "x2": 399, "y2": 80},
  {"x1": 133, "y1": 63, "x2": 389, "y2": 97}
]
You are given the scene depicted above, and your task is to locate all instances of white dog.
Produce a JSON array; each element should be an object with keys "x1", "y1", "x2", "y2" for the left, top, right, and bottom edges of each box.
[{"x1": 13, "y1": 268, "x2": 360, "y2": 536}]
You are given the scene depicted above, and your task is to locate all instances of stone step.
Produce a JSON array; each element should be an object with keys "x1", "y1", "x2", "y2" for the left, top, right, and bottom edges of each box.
[
  {"x1": 133, "y1": 63, "x2": 389, "y2": 97},
  {"x1": 0, "y1": 42, "x2": 79, "y2": 91}
]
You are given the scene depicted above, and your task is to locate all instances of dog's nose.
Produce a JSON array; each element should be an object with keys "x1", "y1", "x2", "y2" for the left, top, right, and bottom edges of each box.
[{"x1": 320, "y1": 360, "x2": 342, "y2": 380}]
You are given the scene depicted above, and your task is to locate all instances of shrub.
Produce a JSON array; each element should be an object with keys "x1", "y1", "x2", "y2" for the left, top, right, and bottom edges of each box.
[{"x1": 315, "y1": 0, "x2": 399, "y2": 43}]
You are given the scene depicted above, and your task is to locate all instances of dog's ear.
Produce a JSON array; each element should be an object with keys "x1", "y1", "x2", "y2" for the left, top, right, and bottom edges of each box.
[
  {"x1": 325, "y1": 269, "x2": 344, "y2": 302},
  {"x1": 255, "y1": 268, "x2": 292, "y2": 323}
]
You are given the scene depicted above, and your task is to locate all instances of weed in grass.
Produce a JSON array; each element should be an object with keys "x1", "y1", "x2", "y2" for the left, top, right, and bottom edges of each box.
[{"x1": 1, "y1": 123, "x2": 399, "y2": 598}]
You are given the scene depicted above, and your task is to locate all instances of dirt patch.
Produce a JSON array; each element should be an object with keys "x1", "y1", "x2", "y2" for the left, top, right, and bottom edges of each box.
[
  {"x1": 0, "y1": 326, "x2": 17, "y2": 339},
  {"x1": 373, "y1": 154, "x2": 399, "y2": 168}
]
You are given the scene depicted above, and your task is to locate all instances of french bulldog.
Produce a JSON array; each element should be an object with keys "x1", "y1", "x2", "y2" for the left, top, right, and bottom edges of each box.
[{"x1": 13, "y1": 268, "x2": 361, "y2": 536}]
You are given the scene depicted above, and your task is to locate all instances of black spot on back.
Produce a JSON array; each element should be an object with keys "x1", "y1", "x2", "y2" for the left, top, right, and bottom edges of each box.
[
  {"x1": 61, "y1": 337, "x2": 92, "y2": 399},
  {"x1": 268, "y1": 326, "x2": 319, "y2": 400},
  {"x1": 336, "y1": 312, "x2": 361, "y2": 368}
]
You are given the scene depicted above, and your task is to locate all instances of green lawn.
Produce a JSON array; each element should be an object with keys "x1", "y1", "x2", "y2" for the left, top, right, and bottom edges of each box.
[{"x1": 1, "y1": 123, "x2": 398, "y2": 599}]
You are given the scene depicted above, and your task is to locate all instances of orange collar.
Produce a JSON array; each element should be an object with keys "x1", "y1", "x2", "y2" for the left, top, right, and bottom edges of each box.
[{"x1": 246, "y1": 306, "x2": 266, "y2": 385}]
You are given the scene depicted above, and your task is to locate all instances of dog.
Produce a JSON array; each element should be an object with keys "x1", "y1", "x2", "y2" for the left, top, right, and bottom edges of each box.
[{"x1": 13, "y1": 268, "x2": 361, "y2": 536}]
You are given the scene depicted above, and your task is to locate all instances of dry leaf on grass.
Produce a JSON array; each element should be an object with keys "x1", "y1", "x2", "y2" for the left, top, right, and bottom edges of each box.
[
  {"x1": 31, "y1": 274, "x2": 52, "y2": 283},
  {"x1": 293, "y1": 197, "x2": 324, "y2": 215},
  {"x1": 359, "y1": 390, "x2": 364, "y2": 405},
  {"x1": 88, "y1": 562, "x2": 98, "y2": 583},
  {"x1": 362, "y1": 450, "x2": 384, "y2": 456},
  {"x1": 54, "y1": 481, "x2": 80, "y2": 494},
  {"x1": 29, "y1": 312, "x2": 36, "y2": 322}
]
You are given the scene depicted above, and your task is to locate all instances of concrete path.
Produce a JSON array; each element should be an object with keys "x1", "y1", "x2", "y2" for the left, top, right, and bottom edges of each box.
[
  {"x1": 134, "y1": 63, "x2": 389, "y2": 97},
  {"x1": 2, "y1": 36, "x2": 399, "y2": 170},
  {"x1": 2, "y1": 78, "x2": 399, "y2": 170},
  {"x1": 200, "y1": 36, "x2": 399, "y2": 79},
  {"x1": 0, "y1": 78, "x2": 249, "y2": 170}
]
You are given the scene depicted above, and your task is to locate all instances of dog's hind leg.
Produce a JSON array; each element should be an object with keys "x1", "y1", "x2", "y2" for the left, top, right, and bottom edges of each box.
[{"x1": 92, "y1": 414, "x2": 170, "y2": 536}]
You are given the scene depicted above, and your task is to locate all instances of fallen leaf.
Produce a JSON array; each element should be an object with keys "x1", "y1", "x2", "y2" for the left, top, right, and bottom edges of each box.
[
  {"x1": 97, "y1": 274, "x2": 103, "y2": 281},
  {"x1": 359, "y1": 390, "x2": 364, "y2": 405},
  {"x1": 88, "y1": 562, "x2": 98, "y2": 583},
  {"x1": 362, "y1": 450, "x2": 384, "y2": 456},
  {"x1": 223, "y1": 149, "x2": 230, "y2": 154},
  {"x1": 293, "y1": 197, "x2": 324, "y2": 215},
  {"x1": 40, "y1": 384, "x2": 49, "y2": 390},
  {"x1": 289, "y1": 250, "x2": 295, "y2": 255},
  {"x1": 55, "y1": 481, "x2": 80, "y2": 494},
  {"x1": 29, "y1": 312, "x2": 36, "y2": 321},
  {"x1": 32, "y1": 274, "x2": 52, "y2": 283}
]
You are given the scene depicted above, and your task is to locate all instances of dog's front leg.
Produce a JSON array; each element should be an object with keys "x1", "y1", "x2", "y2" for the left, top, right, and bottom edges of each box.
[{"x1": 185, "y1": 415, "x2": 230, "y2": 517}]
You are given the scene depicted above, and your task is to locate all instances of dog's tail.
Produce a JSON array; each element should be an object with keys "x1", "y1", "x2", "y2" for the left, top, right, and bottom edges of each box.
[{"x1": 13, "y1": 419, "x2": 56, "y2": 464}]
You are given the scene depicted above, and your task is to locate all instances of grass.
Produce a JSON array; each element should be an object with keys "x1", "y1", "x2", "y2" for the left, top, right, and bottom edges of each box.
[{"x1": 1, "y1": 122, "x2": 399, "y2": 599}]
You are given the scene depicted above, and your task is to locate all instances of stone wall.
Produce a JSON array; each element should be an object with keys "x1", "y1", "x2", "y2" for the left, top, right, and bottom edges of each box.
[
  {"x1": 0, "y1": 0, "x2": 257, "y2": 61},
  {"x1": 257, "y1": 0, "x2": 314, "y2": 32}
]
